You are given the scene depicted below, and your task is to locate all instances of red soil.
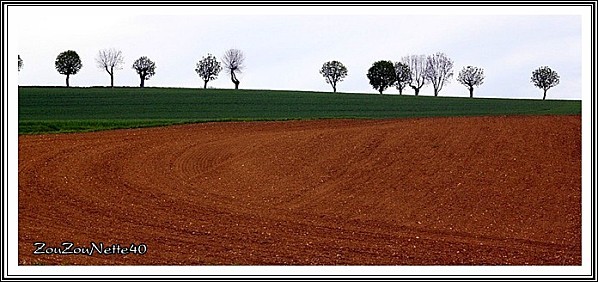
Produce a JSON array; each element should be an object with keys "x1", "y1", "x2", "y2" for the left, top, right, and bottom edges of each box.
[{"x1": 18, "y1": 115, "x2": 581, "y2": 265}]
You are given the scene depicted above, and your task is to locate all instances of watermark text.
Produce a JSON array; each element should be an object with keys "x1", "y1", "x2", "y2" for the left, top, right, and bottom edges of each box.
[{"x1": 33, "y1": 242, "x2": 147, "y2": 256}]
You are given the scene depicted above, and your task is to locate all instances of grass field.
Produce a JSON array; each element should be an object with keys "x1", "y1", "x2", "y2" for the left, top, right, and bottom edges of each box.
[{"x1": 18, "y1": 86, "x2": 581, "y2": 134}]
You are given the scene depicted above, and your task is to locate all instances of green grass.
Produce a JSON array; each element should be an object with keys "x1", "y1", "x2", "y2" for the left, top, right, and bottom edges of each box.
[{"x1": 18, "y1": 86, "x2": 581, "y2": 134}]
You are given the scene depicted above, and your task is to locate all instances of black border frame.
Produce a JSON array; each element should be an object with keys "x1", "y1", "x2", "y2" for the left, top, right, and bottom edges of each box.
[{"x1": 2, "y1": 0, "x2": 595, "y2": 280}]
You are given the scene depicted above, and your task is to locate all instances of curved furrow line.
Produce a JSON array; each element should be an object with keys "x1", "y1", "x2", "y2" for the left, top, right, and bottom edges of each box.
[{"x1": 18, "y1": 117, "x2": 581, "y2": 265}]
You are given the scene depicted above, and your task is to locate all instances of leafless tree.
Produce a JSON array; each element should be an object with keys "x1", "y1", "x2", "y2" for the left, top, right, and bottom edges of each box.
[
  {"x1": 222, "y1": 49, "x2": 245, "y2": 90},
  {"x1": 18, "y1": 55, "x2": 23, "y2": 72},
  {"x1": 457, "y1": 66, "x2": 485, "y2": 98},
  {"x1": 402, "y1": 55, "x2": 427, "y2": 96},
  {"x1": 424, "y1": 52, "x2": 454, "y2": 97},
  {"x1": 96, "y1": 48, "x2": 124, "y2": 87}
]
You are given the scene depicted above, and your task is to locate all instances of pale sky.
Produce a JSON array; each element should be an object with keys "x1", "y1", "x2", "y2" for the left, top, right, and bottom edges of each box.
[{"x1": 12, "y1": 6, "x2": 586, "y2": 99}]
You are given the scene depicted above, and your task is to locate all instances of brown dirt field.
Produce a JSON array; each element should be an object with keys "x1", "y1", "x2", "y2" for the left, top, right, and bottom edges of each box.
[{"x1": 18, "y1": 115, "x2": 581, "y2": 265}]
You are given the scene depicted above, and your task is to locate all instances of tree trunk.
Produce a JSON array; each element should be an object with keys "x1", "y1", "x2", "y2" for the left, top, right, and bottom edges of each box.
[
  {"x1": 469, "y1": 87, "x2": 474, "y2": 98},
  {"x1": 398, "y1": 87, "x2": 403, "y2": 95},
  {"x1": 66, "y1": 74, "x2": 70, "y2": 87},
  {"x1": 333, "y1": 85, "x2": 337, "y2": 93},
  {"x1": 543, "y1": 89, "x2": 547, "y2": 100},
  {"x1": 231, "y1": 72, "x2": 240, "y2": 90},
  {"x1": 204, "y1": 80, "x2": 208, "y2": 89},
  {"x1": 140, "y1": 75, "x2": 145, "y2": 88},
  {"x1": 414, "y1": 87, "x2": 419, "y2": 96},
  {"x1": 434, "y1": 88, "x2": 439, "y2": 97},
  {"x1": 379, "y1": 89, "x2": 383, "y2": 94},
  {"x1": 110, "y1": 67, "x2": 114, "y2": 87}
]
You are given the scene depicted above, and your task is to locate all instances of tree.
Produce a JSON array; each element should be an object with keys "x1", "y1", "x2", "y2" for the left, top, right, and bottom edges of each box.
[
  {"x1": 55, "y1": 50, "x2": 82, "y2": 87},
  {"x1": 531, "y1": 66, "x2": 560, "y2": 100},
  {"x1": 319, "y1": 60, "x2": 348, "y2": 93},
  {"x1": 222, "y1": 49, "x2": 245, "y2": 90},
  {"x1": 132, "y1": 56, "x2": 156, "y2": 88},
  {"x1": 18, "y1": 55, "x2": 23, "y2": 72},
  {"x1": 457, "y1": 66, "x2": 485, "y2": 98},
  {"x1": 424, "y1": 52, "x2": 454, "y2": 96},
  {"x1": 402, "y1": 55, "x2": 427, "y2": 96},
  {"x1": 96, "y1": 48, "x2": 124, "y2": 87},
  {"x1": 367, "y1": 60, "x2": 396, "y2": 94},
  {"x1": 394, "y1": 62, "x2": 411, "y2": 95},
  {"x1": 195, "y1": 54, "x2": 222, "y2": 89}
]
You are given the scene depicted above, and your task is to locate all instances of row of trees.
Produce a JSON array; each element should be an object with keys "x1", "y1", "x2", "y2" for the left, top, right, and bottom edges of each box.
[
  {"x1": 52, "y1": 49, "x2": 155, "y2": 88},
  {"x1": 19, "y1": 51, "x2": 560, "y2": 99},
  {"x1": 319, "y1": 53, "x2": 560, "y2": 99},
  {"x1": 194, "y1": 49, "x2": 246, "y2": 89},
  {"x1": 21, "y1": 48, "x2": 246, "y2": 89},
  {"x1": 319, "y1": 53, "x2": 470, "y2": 96}
]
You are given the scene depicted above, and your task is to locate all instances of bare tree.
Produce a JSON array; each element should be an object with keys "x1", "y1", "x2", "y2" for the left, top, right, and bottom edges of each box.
[
  {"x1": 457, "y1": 66, "x2": 485, "y2": 98},
  {"x1": 96, "y1": 48, "x2": 124, "y2": 87},
  {"x1": 394, "y1": 62, "x2": 411, "y2": 95},
  {"x1": 402, "y1": 55, "x2": 427, "y2": 96},
  {"x1": 18, "y1": 55, "x2": 23, "y2": 72},
  {"x1": 222, "y1": 49, "x2": 245, "y2": 90},
  {"x1": 424, "y1": 52, "x2": 454, "y2": 96},
  {"x1": 531, "y1": 66, "x2": 560, "y2": 100},
  {"x1": 195, "y1": 54, "x2": 222, "y2": 89},
  {"x1": 132, "y1": 56, "x2": 156, "y2": 88},
  {"x1": 320, "y1": 60, "x2": 348, "y2": 93}
]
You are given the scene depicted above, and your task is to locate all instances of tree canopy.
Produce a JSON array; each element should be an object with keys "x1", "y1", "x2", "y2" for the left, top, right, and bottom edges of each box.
[
  {"x1": 132, "y1": 56, "x2": 156, "y2": 88},
  {"x1": 55, "y1": 50, "x2": 82, "y2": 87},
  {"x1": 320, "y1": 60, "x2": 348, "y2": 93},
  {"x1": 367, "y1": 60, "x2": 396, "y2": 94},
  {"x1": 457, "y1": 66, "x2": 485, "y2": 98},
  {"x1": 531, "y1": 66, "x2": 559, "y2": 100},
  {"x1": 195, "y1": 54, "x2": 222, "y2": 89},
  {"x1": 394, "y1": 62, "x2": 411, "y2": 95}
]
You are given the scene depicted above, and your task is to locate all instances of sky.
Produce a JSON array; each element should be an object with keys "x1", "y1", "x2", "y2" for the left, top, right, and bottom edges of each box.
[{"x1": 12, "y1": 6, "x2": 585, "y2": 100}]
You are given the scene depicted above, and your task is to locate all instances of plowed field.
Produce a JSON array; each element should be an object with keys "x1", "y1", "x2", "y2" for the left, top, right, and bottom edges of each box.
[{"x1": 18, "y1": 115, "x2": 581, "y2": 265}]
